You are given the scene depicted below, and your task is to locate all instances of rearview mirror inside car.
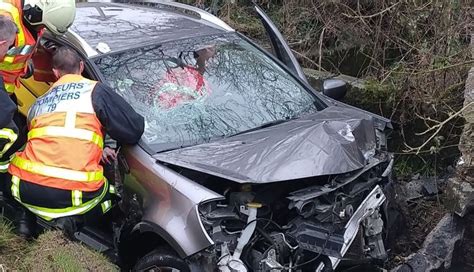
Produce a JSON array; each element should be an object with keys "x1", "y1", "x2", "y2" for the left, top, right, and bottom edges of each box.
[{"x1": 323, "y1": 79, "x2": 348, "y2": 101}]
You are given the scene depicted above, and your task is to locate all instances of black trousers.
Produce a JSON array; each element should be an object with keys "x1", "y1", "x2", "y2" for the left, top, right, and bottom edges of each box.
[
  {"x1": 7, "y1": 176, "x2": 112, "y2": 221},
  {"x1": 0, "y1": 173, "x2": 10, "y2": 196}
]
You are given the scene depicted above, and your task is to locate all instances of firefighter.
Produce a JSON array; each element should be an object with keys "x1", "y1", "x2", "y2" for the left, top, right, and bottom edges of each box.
[
  {"x1": 8, "y1": 47, "x2": 145, "y2": 237},
  {"x1": 0, "y1": 0, "x2": 76, "y2": 94},
  {"x1": 0, "y1": 15, "x2": 18, "y2": 189},
  {"x1": 0, "y1": 0, "x2": 76, "y2": 195}
]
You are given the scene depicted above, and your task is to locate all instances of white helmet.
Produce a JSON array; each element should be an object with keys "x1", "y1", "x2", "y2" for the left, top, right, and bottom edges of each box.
[{"x1": 23, "y1": 0, "x2": 76, "y2": 36}]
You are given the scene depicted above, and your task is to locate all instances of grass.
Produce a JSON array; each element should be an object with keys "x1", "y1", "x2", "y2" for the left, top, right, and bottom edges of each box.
[
  {"x1": 23, "y1": 230, "x2": 118, "y2": 272},
  {"x1": 0, "y1": 219, "x2": 28, "y2": 270},
  {"x1": 0, "y1": 218, "x2": 118, "y2": 271},
  {"x1": 0, "y1": 220, "x2": 18, "y2": 248}
]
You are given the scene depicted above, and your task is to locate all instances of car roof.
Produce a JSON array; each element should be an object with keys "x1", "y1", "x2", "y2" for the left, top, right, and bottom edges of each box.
[{"x1": 68, "y1": 1, "x2": 233, "y2": 57}]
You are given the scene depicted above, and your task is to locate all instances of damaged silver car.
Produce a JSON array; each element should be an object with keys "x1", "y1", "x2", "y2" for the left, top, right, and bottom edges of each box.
[{"x1": 7, "y1": 1, "x2": 397, "y2": 271}]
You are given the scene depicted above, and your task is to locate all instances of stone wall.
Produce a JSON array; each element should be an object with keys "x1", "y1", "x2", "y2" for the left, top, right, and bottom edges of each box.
[{"x1": 458, "y1": 36, "x2": 474, "y2": 179}]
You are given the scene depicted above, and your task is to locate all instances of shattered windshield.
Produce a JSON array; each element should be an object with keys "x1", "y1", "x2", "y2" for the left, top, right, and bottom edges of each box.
[{"x1": 94, "y1": 33, "x2": 325, "y2": 152}]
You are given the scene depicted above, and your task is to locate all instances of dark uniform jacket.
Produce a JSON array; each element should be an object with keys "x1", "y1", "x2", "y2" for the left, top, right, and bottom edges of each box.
[
  {"x1": 91, "y1": 82, "x2": 144, "y2": 144},
  {"x1": 0, "y1": 77, "x2": 18, "y2": 162}
]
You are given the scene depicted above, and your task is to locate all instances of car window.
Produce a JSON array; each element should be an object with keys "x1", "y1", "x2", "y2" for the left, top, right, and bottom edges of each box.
[{"x1": 94, "y1": 33, "x2": 325, "y2": 152}]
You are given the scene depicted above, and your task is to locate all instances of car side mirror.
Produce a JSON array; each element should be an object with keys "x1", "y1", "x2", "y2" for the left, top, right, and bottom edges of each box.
[{"x1": 323, "y1": 79, "x2": 347, "y2": 101}]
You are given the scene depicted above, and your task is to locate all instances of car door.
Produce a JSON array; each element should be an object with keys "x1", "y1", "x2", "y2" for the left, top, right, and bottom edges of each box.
[
  {"x1": 16, "y1": 40, "x2": 55, "y2": 116},
  {"x1": 254, "y1": 4, "x2": 308, "y2": 83}
]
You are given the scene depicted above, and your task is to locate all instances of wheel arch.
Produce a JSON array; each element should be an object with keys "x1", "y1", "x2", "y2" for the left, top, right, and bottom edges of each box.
[{"x1": 118, "y1": 221, "x2": 187, "y2": 268}]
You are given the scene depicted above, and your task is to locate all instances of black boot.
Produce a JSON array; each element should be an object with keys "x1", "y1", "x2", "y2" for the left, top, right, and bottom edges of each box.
[
  {"x1": 55, "y1": 216, "x2": 82, "y2": 239},
  {"x1": 15, "y1": 209, "x2": 36, "y2": 239}
]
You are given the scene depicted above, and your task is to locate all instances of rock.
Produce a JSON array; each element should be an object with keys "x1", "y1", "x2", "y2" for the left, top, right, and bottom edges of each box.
[
  {"x1": 391, "y1": 213, "x2": 464, "y2": 272},
  {"x1": 402, "y1": 179, "x2": 423, "y2": 201},
  {"x1": 421, "y1": 178, "x2": 439, "y2": 196},
  {"x1": 445, "y1": 178, "x2": 474, "y2": 217},
  {"x1": 303, "y1": 68, "x2": 366, "y2": 91},
  {"x1": 458, "y1": 35, "x2": 474, "y2": 174},
  {"x1": 395, "y1": 176, "x2": 442, "y2": 204}
]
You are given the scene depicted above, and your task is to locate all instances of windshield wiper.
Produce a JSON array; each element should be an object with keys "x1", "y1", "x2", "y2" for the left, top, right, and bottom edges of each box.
[
  {"x1": 154, "y1": 117, "x2": 297, "y2": 153},
  {"x1": 226, "y1": 116, "x2": 297, "y2": 138},
  {"x1": 154, "y1": 135, "x2": 225, "y2": 153}
]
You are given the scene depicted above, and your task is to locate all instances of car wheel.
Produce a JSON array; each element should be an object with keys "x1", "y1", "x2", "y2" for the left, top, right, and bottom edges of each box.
[{"x1": 133, "y1": 247, "x2": 190, "y2": 272}]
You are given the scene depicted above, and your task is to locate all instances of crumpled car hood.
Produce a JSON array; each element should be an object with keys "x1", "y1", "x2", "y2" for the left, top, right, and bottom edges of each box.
[{"x1": 153, "y1": 106, "x2": 379, "y2": 184}]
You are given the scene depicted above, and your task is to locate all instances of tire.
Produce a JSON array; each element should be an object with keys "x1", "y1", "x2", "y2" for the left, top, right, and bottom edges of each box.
[{"x1": 133, "y1": 247, "x2": 190, "y2": 272}]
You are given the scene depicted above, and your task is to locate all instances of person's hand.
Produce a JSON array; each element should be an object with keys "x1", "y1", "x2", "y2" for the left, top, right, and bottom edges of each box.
[{"x1": 102, "y1": 147, "x2": 117, "y2": 164}]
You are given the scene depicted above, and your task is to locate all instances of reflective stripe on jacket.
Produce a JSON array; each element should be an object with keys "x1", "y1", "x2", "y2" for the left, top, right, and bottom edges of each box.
[
  {"x1": 8, "y1": 74, "x2": 105, "y2": 192},
  {"x1": 0, "y1": 0, "x2": 39, "y2": 93},
  {"x1": 0, "y1": 127, "x2": 17, "y2": 173},
  {"x1": 0, "y1": 127, "x2": 17, "y2": 157}
]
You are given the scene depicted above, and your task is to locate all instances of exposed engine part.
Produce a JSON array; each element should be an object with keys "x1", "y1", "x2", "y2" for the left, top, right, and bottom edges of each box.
[
  {"x1": 234, "y1": 204, "x2": 259, "y2": 259},
  {"x1": 363, "y1": 208, "x2": 384, "y2": 237},
  {"x1": 345, "y1": 204, "x2": 354, "y2": 218},
  {"x1": 287, "y1": 220, "x2": 343, "y2": 258},
  {"x1": 362, "y1": 208, "x2": 387, "y2": 260},
  {"x1": 207, "y1": 208, "x2": 240, "y2": 221},
  {"x1": 218, "y1": 248, "x2": 247, "y2": 272},
  {"x1": 218, "y1": 243, "x2": 247, "y2": 272},
  {"x1": 319, "y1": 256, "x2": 335, "y2": 272},
  {"x1": 230, "y1": 191, "x2": 255, "y2": 208},
  {"x1": 218, "y1": 203, "x2": 260, "y2": 272},
  {"x1": 287, "y1": 158, "x2": 385, "y2": 212},
  {"x1": 365, "y1": 233, "x2": 386, "y2": 261},
  {"x1": 257, "y1": 233, "x2": 298, "y2": 272},
  {"x1": 260, "y1": 248, "x2": 284, "y2": 271},
  {"x1": 271, "y1": 232, "x2": 299, "y2": 252},
  {"x1": 197, "y1": 165, "x2": 391, "y2": 272}
]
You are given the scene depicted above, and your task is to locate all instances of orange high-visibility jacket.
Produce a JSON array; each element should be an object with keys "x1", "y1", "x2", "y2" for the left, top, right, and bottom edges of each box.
[
  {"x1": 9, "y1": 74, "x2": 105, "y2": 192},
  {"x1": 0, "y1": 0, "x2": 39, "y2": 94}
]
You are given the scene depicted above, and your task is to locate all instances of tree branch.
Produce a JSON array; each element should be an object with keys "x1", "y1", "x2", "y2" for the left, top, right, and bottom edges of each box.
[
  {"x1": 405, "y1": 101, "x2": 474, "y2": 154},
  {"x1": 342, "y1": 2, "x2": 400, "y2": 19}
]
